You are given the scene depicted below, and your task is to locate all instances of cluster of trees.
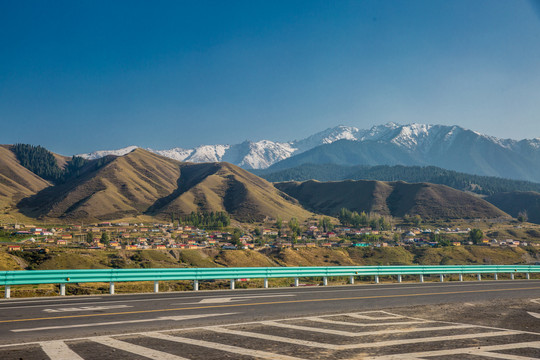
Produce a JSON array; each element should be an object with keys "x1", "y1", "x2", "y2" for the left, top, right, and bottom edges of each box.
[
  {"x1": 338, "y1": 208, "x2": 392, "y2": 231},
  {"x1": 12, "y1": 144, "x2": 89, "y2": 184},
  {"x1": 12, "y1": 144, "x2": 64, "y2": 183},
  {"x1": 86, "y1": 231, "x2": 110, "y2": 244},
  {"x1": 260, "y1": 164, "x2": 540, "y2": 196},
  {"x1": 176, "y1": 211, "x2": 231, "y2": 229}
]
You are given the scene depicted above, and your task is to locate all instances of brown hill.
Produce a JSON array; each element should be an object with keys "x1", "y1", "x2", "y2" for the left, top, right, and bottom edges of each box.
[
  {"x1": 486, "y1": 191, "x2": 540, "y2": 224},
  {"x1": 0, "y1": 145, "x2": 51, "y2": 213},
  {"x1": 275, "y1": 179, "x2": 509, "y2": 220},
  {"x1": 18, "y1": 148, "x2": 311, "y2": 222}
]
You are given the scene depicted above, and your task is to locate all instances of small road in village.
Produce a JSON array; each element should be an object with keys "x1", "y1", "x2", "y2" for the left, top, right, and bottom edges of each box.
[{"x1": 0, "y1": 279, "x2": 539, "y2": 359}]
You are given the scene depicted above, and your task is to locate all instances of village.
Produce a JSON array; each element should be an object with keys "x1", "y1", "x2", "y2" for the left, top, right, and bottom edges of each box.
[{"x1": 1, "y1": 218, "x2": 533, "y2": 255}]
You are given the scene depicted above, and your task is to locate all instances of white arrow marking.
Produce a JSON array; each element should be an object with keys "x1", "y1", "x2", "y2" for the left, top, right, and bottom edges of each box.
[
  {"x1": 11, "y1": 312, "x2": 237, "y2": 332},
  {"x1": 178, "y1": 294, "x2": 295, "y2": 305},
  {"x1": 528, "y1": 311, "x2": 540, "y2": 319},
  {"x1": 43, "y1": 305, "x2": 132, "y2": 313}
]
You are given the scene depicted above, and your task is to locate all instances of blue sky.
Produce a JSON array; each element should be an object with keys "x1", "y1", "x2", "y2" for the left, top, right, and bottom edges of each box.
[{"x1": 1, "y1": 0, "x2": 539, "y2": 155}]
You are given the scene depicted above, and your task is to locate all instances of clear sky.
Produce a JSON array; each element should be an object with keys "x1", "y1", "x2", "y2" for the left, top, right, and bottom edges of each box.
[{"x1": 1, "y1": 0, "x2": 539, "y2": 155}]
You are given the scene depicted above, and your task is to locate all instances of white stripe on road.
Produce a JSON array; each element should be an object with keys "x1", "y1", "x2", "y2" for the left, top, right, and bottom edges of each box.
[
  {"x1": 207, "y1": 326, "x2": 522, "y2": 350},
  {"x1": 206, "y1": 326, "x2": 342, "y2": 349},
  {"x1": 12, "y1": 313, "x2": 237, "y2": 332},
  {"x1": 43, "y1": 305, "x2": 132, "y2": 313},
  {"x1": 41, "y1": 340, "x2": 84, "y2": 360},
  {"x1": 1, "y1": 280, "x2": 531, "y2": 309},
  {"x1": 92, "y1": 336, "x2": 188, "y2": 360},
  {"x1": 145, "y1": 332, "x2": 307, "y2": 360},
  {"x1": 305, "y1": 317, "x2": 429, "y2": 327},
  {"x1": 175, "y1": 294, "x2": 295, "y2": 305},
  {"x1": 261, "y1": 321, "x2": 476, "y2": 337},
  {"x1": 344, "y1": 311, "x2": 404, "y2": 320},
  {"x1": 363, "y1": 341, "x2": 540, "y2": 359},
  {"x1": 473, "y1": 351, "x2": 540, "y2": 360}
]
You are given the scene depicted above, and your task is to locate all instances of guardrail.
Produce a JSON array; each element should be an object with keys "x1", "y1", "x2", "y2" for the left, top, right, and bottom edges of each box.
[{"x1": 1, "y1": 265, "x2": 539, "y2": 298}]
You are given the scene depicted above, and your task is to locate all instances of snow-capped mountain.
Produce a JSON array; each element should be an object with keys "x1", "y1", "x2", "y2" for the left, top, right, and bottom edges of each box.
[
  {"x1": 78, "y1": 125, "x2": 361, "y2": 169},
  {"x1": 80, "y1": 145, "x2": 140, "y2": 160},
  {"x1": 266, "y1": 123, "x2": 540, "y2": 182},
  {"x1": 78, "y1": 123, "x2": 540, "y2": 181}
]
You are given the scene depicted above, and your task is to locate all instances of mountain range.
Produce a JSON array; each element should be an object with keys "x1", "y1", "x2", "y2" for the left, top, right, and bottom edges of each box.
[
  {"x1": 79, "y1": 123, "x2": 540, "y2": 182},
  {"x1": 15, "y1": 148, "x2": 312, "y2": 223},
  {"x1": 0, "y1": 144, "x2": 515, "y2": 223}
]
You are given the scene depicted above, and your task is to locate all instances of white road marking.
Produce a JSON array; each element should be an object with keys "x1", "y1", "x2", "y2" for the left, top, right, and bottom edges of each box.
[
  {"x1": 261, "y1": 320, "x2": 476, "y2": 337},
  {"x1": 363, "y1": 341, "x2": 540, "y2": 359},
  {"x1": 531, "y1": 298, "x2": 540, "y2": 305},
  {"x1": 40, "y1": 340, "x2": 84, "y2": 360},
  {"x1": 1, "y1": 280, "x2": 529, "y2": 309},
  {"x1": 43, "y1": 305, "x2": 132, "y2": 313},
  {"x1": 473, "y1": 351, "x2": 539, "y2": 360},
  {"x1": 528, "y1": 311, "x2": 540, "y2": 319},
  {"x1": 205, "y1": 326, "x2": 343, "y2": 349},
  {"x1": 207, "y1": 326, "x2": 522, "y2": 350},
  {"x1": 305, "y1": 317, "x2": 429, "y2": 327},
  {"x1": 344, "y1": 311, "x2": 404, "y2": 320},
  {"x1": 11, "y1": 313, "x2": 237, "y2": 332},
  {"x1": 91, "y1": 336, "x2": 188, "y2": 360},
  {"x1": 145, "y1": 332, "x2": 308, "y2": 360},
  {"x1": 2, "y1": 309, "x2": 540, "y2": 360},
  {"x1": 176, "y1": 294, "x2": 295, "y2": 304}
]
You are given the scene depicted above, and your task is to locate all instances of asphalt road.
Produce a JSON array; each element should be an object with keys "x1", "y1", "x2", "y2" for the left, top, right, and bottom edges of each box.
[{"x1": 1, "y1": 279, "x2": 539, "y2": 346}]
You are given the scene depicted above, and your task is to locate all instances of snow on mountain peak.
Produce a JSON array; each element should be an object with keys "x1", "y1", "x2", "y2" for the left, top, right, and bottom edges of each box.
[
  {"x1": 78, "y1": 146, "x2": 139, "y2": 160},
  {"x1": 77, "y1": 122, "x2": 537, "y2": 170}
]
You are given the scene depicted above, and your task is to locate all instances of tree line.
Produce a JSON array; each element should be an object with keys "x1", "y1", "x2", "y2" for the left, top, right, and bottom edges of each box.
[
  {"x1": 259, "y1": 163, "x2": 540, "y2": 196},
  {"x1": 11, "y1": 144, "x2": 89, "y2": 184}
]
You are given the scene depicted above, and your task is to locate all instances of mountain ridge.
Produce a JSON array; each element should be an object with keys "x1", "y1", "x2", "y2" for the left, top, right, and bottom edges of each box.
[
  {"x1": 275, "y1": 179, "x2": 510, "y2": 220},
  {"x1": 77, "y1": 123, "x2": 540, "y2": 182}
]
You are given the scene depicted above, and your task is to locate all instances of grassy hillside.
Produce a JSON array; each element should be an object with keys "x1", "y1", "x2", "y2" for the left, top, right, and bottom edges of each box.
[
  {"x1": 4, "y1": 246, "x2": 537, "y2": 272},
  {"x1": 17, "y1": 148, "x2": 312, "y2": 222},
  {"x1": 255, "y1": 163, "x2": 540, "y2": 196},
  {"x1": 0, "y1": 145, "x2": 51, "y2": 216},
  {"x1": 486, "y1": 191, "x2": 540, "y2": 224},
  {"x1": 275, "y1": 179, "x2": 509, "y2": 219}
]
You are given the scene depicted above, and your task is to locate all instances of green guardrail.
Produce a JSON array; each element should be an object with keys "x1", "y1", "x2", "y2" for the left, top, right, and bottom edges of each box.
[{"x1": 1, "y1": 265, "x2": 539, "y2": 298}]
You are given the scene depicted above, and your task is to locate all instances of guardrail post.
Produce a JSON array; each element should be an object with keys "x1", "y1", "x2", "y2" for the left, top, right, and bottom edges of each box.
[
  {"x1": 323, "y1": 276, "x2": 328, "y2": 286},
  {"x1": 109, "y1": 282, "x2": 115, "y2": 295},
  {"x1": 375, "y1": 275, "x2": 379, "y2": 284},
  {"x1": 193, "y1": 280, "x2": 199, "y2": 291},
  {"x1": 5, "y1": 285, "x2": 10, "y2": 299},
  {"x1": 511, "y1": 273, "x2": 514, "y2": 280},
  {"x1": 397, "y1": 275, "x2": 402, "y2": 283},
  {"x1": 153, "y1": 281, "x2": 159, "y2": 293},
  {"x1": 459, "y1": 274, "x2": 463, "y2": 282},
  {"x1": 60, "y1": 283, "x2": 66, "y2": 296},
  {"x1": 263, "y1": 278, "x2": 269, "y2": 288},
  {"x1": 527, "y1": 273, "x2": 530, "y2": 280},
  {"x1": 230, "y1": 279, "x2": 235, "y2": 290},
  {"x1": 419, "y1": 274, "x2": 424, "y2": 283},
  {"x1": 294, "y1": 278, "x2": 299, "y2": 287},
  {"x1": 494, "y1": 273, "x2": 498, "y2": 281},
  {"x1": 477, "y1": 274, "x2": 482, "y2": 281},
  {"x1": 349, "y1": 276, "x2": 354, "y2": 285},
  {"x1": 439, "y1": 274, "x2": 444, "y2": 282}
]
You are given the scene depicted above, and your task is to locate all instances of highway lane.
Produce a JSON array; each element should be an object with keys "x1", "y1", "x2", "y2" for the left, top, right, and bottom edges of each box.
[{"x1": 0, "y1": 279, "x2": 539, "y2": 345}]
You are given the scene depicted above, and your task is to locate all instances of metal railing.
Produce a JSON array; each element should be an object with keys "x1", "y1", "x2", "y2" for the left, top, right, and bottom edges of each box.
[{"x1": 1, "y1": 265, "x2": 538, "y2": 298}]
